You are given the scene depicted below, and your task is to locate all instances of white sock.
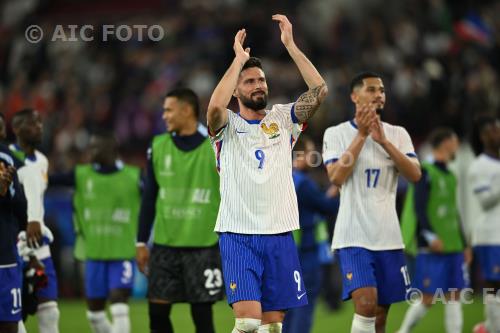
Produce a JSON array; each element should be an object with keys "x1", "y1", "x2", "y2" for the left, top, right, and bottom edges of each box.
[
  {"x1": 110, "y1": 303, "x2": 130, "y2": 333},
  {"x1": 445, "y1": 302, "x2": 462, "y2": 333},
  {"x1": 87, "y1": 310, "x2": 112, "y2": 333},
  {"x1": 258, "y1": 322, "x2": 282, "y2": 332},
  {"x1": 351, "y1": 313, "x2": 376, "y2": 333},
  {"x1": 37, "y1": 301, "x2": 60, "y2": 333},
  {"x1": 485, "y1": 294, "x2": 500, "y2": 332},
  {"x1": 398, "y1": 303, "x2": 428, "y2": 333},
  {"x1": 232, "y1": 318, "x2": 261, "y2": 333},
  {"x1": 18, "y1": 320, "x2": 27, "y2": 333}
]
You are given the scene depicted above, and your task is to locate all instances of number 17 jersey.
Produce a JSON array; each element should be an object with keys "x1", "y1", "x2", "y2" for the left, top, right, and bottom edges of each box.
[
  {"x1": 322, "y1": 120, "x2": 418, "y2": 251},
  {"x1": 210, "y1": 103, "x2": 303, "y2": 234}
]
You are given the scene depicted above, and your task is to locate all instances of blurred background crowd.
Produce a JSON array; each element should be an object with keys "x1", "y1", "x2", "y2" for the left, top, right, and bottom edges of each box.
[{"x1": 0, "y1": 0, "x2": 499, "y2": 298}]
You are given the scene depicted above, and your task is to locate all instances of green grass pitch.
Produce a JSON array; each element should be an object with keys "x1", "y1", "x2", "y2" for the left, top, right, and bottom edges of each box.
[{"x1": 25, "y1": 298, "x2": 484, "y2": 332}]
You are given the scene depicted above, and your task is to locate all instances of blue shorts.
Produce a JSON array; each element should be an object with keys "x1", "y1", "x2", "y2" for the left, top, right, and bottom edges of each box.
[
  {"x1": 0, "y1": 264, "x2": 22, "y2": 322},
  {"x1": 474, "y1": 246, "x2": 500, "y2": 281},
  {"x1": 336, "y1": 247, "x2": 409, "y2": 305},
  {"x1": 37, "y1": 257, "x2": 58, "y2": 300},
  {"x1": 85, "y1": 260, "x2": 135, "y2": 299},
  {"x1": 414, "y1": 252, "x2": 469, "y2": 293},
  {"x1": 219, "y1": 232, "x2": 307, "y2": 312}
]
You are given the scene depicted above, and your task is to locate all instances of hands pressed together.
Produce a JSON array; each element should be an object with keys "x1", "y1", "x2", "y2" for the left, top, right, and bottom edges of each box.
[{"x1": 355, "y1": 104, "x2": 387, "y2": 145}]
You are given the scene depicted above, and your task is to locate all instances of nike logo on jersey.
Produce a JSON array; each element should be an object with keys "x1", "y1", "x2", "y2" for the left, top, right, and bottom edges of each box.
[
  {"x1": 297, "y1": 292, "x2": 306, "y2": 300},
  {"x1": 235, "y1": 129, "x2": 248, "y2": 134},
  {"x1": 209, "y1": 289, "x2": 221, "y2": 296},
  {"x1": 11, "y1": 308, "x2": 21, "y2": 315}
]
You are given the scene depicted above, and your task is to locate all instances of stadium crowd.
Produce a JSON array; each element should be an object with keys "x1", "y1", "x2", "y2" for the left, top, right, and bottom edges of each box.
[{"x1": 0, "y1": 0, "x2": 498, "y2": 173}]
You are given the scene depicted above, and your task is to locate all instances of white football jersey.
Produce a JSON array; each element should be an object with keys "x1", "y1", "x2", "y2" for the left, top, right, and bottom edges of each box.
[
  {"x1": 210, "y1": 103, "x2": 303, "y2": 234},
  {"x1": 10, "y1": 145, "x2": 51, "y2": 259},
  {"x1": 468, "y1": 154, "x2": 500, "y2": 246},
  {"x1": 322, "y1": 120, "x2": 418, "y2": 250}
]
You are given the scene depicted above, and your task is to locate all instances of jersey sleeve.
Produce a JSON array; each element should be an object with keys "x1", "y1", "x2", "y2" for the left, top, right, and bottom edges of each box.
[
  {"x1": 17, "y1": 164, "x2": 45, "y2": 223},
  {"x1": 397, "y1": 127, "x2": 418, "y2": 159},
  {"x1": 469, "y1": 164, "x2": 500, "y2": 211},
  {"x1": 322, "y1": 126, "x2": 342, "y2": 165},
  {"x1": 208, "y1": 109, "x2": 232, "y2": 144}
]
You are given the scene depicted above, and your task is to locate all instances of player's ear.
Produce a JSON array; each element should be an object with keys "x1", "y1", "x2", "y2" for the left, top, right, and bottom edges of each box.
[
  {"x1": 233, "y1": 88, "x2": 239, "y2": 98},
  {"x1": 350, "y1": 91, "x2": 357, "y2": 104}
]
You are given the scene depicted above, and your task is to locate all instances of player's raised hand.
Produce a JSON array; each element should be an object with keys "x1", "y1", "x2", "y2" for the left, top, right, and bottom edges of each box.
[
  {"x1": 233, "y1": 29, "x2": 250, "y2": 64},
  {"x1": 136, "y1": 245, "x2": 150, "y2": 276},
  {"x1": 356, "y1": 103, "x2": 376, "y2": 138},
  {"x1": 272, "y1": 14, "x2": 294, "y2": 48},
  {"x1": 370, "y1": 116, "x2": 388, "y2": 145}
]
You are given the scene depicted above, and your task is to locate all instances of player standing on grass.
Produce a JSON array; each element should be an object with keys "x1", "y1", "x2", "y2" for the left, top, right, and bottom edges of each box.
[
  {"x1": 207, "y1": 14, "x2": 327, "y2": 333},
  {"x1": 322, "y1": 72, "x2": 421, "y2": 333},
  {"x1": 398, "y1": 128, "x2": 470, "y2": 333},
  {"x1": 10, "y1": 109, "x2": 60, "y2": 333},
  {"x1": 50, "y1": 131, "x2": 141, "y2": 333},
  {"x1": 0, "y1": 125, "x2": 27, "y2": 333},
  {"x1": 136, "y1": 88, "x2": 222, "y2": 333},
  {"x1": 468, "y1": 116, "x2": 500, "y2": 333}
]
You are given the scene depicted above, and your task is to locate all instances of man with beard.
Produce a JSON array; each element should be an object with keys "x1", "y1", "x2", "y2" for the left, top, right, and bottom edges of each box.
[
  {"x1": 322, "y1": 72, "x2": 421, "y2": 333},
  {"x1": 398, "y1": 128, "x2": 470, "y2": 333},
  {"x1": 10, "y1": 109, "x2": 60, "y2": 333},
  {"x1": 207, "y1": 14, "x2": 327, "y2": 333}
]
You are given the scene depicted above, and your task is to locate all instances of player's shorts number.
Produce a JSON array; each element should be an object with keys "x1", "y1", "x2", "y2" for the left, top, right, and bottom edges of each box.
[
  {"x1": 255, "y1": 149, "x2": 265, "y2": 169},
  {"x1": 121, "y1": 261, "x2": 133, "y2": 283},
  {"x1": 365, "y1": 168, "x2": 381, "y2": 188},
  {"x1": 204, "y1": 268, "x2": 223, "y2": 289},
  {"x1": 11, "y1": 288, "x2": 21, "y2": 309},
  {"x1": 293, "y1": 270, "x2": 302, "y2": 292},
  {"x1": 400, "y1": 265, "x2": 411, "y2": 287}
]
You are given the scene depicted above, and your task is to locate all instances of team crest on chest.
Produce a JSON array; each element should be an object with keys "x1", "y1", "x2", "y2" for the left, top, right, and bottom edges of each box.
[{"x1": 261, "y1": 122, "x2": 280, "y2": 139}]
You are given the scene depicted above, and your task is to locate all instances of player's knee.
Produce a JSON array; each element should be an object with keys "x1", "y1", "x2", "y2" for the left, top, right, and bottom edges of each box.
[
  {"x1": 109, "y1": 288, "x2": 131, "y2": 304},
  {"x1": 354, "y1": 301, "x2": 377, "y2": 317},
  {"x1": 262, "y1": 311, "x2": 285, "y2": 324},
  {"x1": 232, "y1": 318, "x2": 261, "y2": 333},
  {"x1": 37, "y1": 301, "x2": 60, "y2": 323}
]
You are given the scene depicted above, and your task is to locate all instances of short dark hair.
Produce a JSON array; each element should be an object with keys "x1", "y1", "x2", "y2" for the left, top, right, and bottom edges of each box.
[
  {"x1": 428, "y1": 127, "x2": 456, "y2": 148},
  {"x1": 165, "y1": 88, "x2": 200, "y2": 118},
  {"x1": 471, "y1": 114, "x2": 498, "y2": 154},
  {"x1": 241, "y1": 57, "x2": 263, "y2": 72},
  {"x1": 12, "y1": 108, "x2": 36, "y2": 129},
  {"x1": 350, "y1": 72, "x2": 381, "y2": 93}
]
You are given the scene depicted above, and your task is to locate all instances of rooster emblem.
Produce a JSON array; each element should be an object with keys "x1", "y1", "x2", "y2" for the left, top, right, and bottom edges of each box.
[{"x1": 260, "y1": 122, "x2": 280, "y2": 139}]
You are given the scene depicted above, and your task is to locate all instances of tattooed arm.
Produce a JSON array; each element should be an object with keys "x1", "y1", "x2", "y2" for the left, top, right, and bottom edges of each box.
[
  {"x1": 294, "y1": 83, "x2": 328, "y2": 123},
  {"x1": 272, "y1": 14, "x2": 328, "y2": 123}
]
